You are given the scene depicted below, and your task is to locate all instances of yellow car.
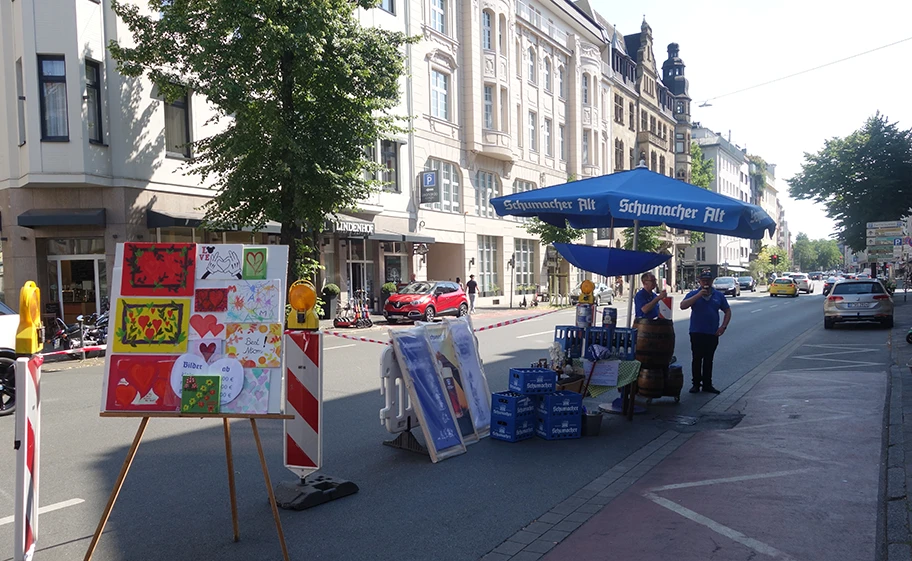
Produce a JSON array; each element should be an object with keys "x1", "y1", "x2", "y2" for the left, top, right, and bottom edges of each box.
[{"x1": 769, "y1": 278, "x2": 799, "y2": 297}]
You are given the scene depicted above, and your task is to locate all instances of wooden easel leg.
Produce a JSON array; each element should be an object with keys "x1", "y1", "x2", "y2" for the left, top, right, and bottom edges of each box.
[
  {"x1": 84, "y1": 417, "x2": 150, "y2": 561},
  {"x1": 223, "y1": 418, "x2": 240, "y2": 542},
  {"x1": 250, "y1": 419, "x2": 290, "y2": 561},
  {"x1": 627, "y1": 383, "x2": 637, "y2": 421}
]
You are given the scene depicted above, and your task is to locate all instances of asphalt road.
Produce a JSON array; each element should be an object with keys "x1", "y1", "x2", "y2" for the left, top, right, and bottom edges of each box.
[{"x1": 0, "y1": 282, "x2": 838, "y2": 561}]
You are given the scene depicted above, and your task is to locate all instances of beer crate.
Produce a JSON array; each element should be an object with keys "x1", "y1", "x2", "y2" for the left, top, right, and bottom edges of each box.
[
  {"x1": 491, "y1": 391, "x2": 536, "y2": 421},
  {"x1": 491, "y1": 417, "x2": 535, "y2": 442},
  {"x1": 535, "y1": 415, "x2": 581, "y2": 440},
  {"x1": 536, "y1": 391, "x2": 583, "y2": 418},
  {"x1": 508, "y1": 367, "x2": 557, "y2": 395}
]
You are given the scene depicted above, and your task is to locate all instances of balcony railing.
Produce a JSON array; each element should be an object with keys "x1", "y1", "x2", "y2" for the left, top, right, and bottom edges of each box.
[
  {"x1": 637, "y1": 130, "x2": 668, "y2": 150},
  {"x1": 515, "y1": 0, "x2": 568, "y2": 44}
]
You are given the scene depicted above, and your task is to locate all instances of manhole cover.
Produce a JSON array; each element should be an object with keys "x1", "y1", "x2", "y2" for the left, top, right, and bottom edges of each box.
[{"x1": 660, "y1": 412, "x2": 744, "y2": 433}]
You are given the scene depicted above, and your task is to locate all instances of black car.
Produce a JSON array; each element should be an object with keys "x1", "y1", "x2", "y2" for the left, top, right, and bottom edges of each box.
[
  {"x1": 712, "y1": 276, "x2": 740, "y2": 297},
  {"x1": 737, "y1": 276, "x2": 756, "y2": 292}
]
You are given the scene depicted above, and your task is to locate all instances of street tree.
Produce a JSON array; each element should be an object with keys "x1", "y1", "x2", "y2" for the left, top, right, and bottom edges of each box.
[
  {"x1": 812, "y1": 239, "x2": 843, "y2": 270},
  {"x1": 523, "y1": 218, "x2": 590, "y2": 246},
  {"x1": 689, "y1": 142, "x2": 714, "y2": 243},
  {"x1": 622, "y1": 226, "x2": 663, "y2": 252},
  {"x1": 788, "y1": 113, "x2": 912, "y2": 252},
  {"x1": 109, "y1": 0, "x2": 413, "y2": 285},
  {"x1": 792, "y1": 233, "x2": 816, "y2": 271}
]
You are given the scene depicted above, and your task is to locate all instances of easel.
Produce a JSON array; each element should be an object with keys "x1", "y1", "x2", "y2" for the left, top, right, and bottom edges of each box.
[{"x1": 84, "y1": 412, "x2": 294, "y2": 561}]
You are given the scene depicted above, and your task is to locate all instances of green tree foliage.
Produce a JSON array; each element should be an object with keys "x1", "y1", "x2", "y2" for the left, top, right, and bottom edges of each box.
[
  {"x1": 523, "y1": 218, "x2": 590, "y2": 246},
  {"x1": 622, "y1": 226, "x2": 663, "y2": 252},
  {"x1": 813, "y1": 239, "x2": 843, "y2": 270},
  {"x1": 792, "y1": 233, "x2": 815, "y2": 271},
  {"x1": 689, "y1": 142, "x2": 714, "y2": 244},
  {"x1": 109, "y1": 0, "x2": 413, "y2": 285},
  {"x1": 788, "y1": 113, "x2": 912, "y2": 252}
]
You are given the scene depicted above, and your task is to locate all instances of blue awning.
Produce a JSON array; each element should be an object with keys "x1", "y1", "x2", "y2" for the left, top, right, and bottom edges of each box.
[{"x1": 554, "y1": 243, "x2": 671, "y2": 277}]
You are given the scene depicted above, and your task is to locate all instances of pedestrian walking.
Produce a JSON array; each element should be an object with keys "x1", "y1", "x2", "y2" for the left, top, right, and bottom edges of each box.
[
  {"x1": 634, "y1": 272, "x2": 666, "y2": 319},
  {"x1": 466, "y1": 275, "x2": 478, "y2": 313},
  {"x1": 456, "y1": 276, "x2": 464, "y2": 291},
  {"x1": 680, "y1": 270, "x2": 731, "y2": 394}
]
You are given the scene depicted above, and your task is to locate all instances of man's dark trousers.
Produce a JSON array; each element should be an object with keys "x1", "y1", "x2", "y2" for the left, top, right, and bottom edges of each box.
[{"x1": 690, "y1": 332, "x2": 719, "y2": 388}]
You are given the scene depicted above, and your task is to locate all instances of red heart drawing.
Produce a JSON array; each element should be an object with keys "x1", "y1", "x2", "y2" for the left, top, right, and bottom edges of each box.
[
  {"x1": 152, "y1": 378, "x2": 177, "y2": 404},
  {"x1": 115, "y1": 384, "x2": 138, "y2": 406},
  {"x1": 199, "y1": 342, "x2": 216, "y2": 362},
  {"x1": 245, "y1": 250, "x2": 266, "y2": 273},
  {"x1": 190, "y1": 314, "x2": 224, "y2": 338},
  {"x1": 126, "y1": 364, "x2": 157, "y2": 397},
  {"x1": 152, "y1": 319, "x2": 163, "y2": 332},
  {"x1": 138, "y1": 316, "x2": 150, "y2": 329},
  {"x1": 195, "y1": 288, "x2": 228, "y2": 313}
]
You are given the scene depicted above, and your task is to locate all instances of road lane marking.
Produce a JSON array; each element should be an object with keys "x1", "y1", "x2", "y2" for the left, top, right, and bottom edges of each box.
[
  {"x1": 0, "y1": 498, "x2": 85, "y2": 526},
  {"x1": 649, "y1": 468, "x2": 814, "y2": 492},
  {"x1": 751, "y1": 309, "x2": 762, "y2": 314},
  {"x1": 770, "y1": 304, "x2": 778, "y2": 308},
  {"x1": 643, "y1": 492, "x2": 800, "y2": 561},
  {"x1": 324, "y1": 344, "x2": 356, "y2": 350},
  {"x1": 517, "y1": 330, "x2": 554, "y2": 339}
]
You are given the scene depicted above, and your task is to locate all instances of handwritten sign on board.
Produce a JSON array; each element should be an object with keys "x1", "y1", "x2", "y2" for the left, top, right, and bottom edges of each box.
[{"x1": 225, "y1": 323, "x2": 282, "y2": 368}]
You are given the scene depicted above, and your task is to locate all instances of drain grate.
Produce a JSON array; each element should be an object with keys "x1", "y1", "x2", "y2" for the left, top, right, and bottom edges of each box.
[{"x1": 660, "y1": 412, "x2": 744, "y2": 433}]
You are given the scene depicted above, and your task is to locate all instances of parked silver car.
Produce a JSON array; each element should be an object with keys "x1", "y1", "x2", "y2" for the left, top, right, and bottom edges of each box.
[
  {"x1": 570, "y1": 282, "x2": 614, "y2": 305},
  {"x1": 791, "y1": 273, "x2": 813, "y2": 293},
  {"x1": 823, "y1": 279, "x2": 893, "y2": 329}
]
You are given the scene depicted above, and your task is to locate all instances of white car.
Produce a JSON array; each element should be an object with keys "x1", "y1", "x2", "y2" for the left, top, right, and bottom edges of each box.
[
  {"x1": 0, "y1": 300, "x2": 19, "y2": 416},
  {"x1": 570, "y1": 282, "x2": 614, "y2": 305},
  {"x1": 790, "y1": 273, "x2": 813, "y2": 294}
]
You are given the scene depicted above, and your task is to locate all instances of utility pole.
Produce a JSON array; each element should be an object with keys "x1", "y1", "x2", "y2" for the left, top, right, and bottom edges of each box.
[{"x1": 508, "y1": 253, "x2": 515, "y2": 309}]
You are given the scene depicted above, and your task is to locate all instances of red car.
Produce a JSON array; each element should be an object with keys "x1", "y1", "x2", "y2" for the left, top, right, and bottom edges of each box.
[{"x1": 383, "y1": 281, "x2": 469, "y2": 323}]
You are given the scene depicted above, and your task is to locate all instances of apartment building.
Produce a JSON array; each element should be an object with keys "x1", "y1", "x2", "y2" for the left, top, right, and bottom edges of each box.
[
  {"x1": 683, "y1": 125, "x2": 752, "y2": 280},
  {"x1": 1, "y1": 0, "x2": 691, "y2": 316}
]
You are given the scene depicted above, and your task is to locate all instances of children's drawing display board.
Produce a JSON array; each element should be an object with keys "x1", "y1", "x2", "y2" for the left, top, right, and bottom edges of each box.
[{"x1": 101, "y1": 243, "x2": 288, "y2": 414}]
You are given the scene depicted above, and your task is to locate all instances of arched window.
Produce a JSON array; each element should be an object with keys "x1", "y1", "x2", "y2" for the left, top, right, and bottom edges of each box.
[
  {"x1": 659, "y1": 155, "x2": 665, "y2": 174},
  {"x1": 481, "y1": 11, "x2": 493, "y2": 50},
  {"x1": 650, "y1": 151, "x2": 657, "y2": 171},
  {"x1": 498, "y1": 15, "x2": 506, "y2": 52},
  {"x1": 582, "y1": 73, "x2": 589, "y2": 104},
  {"x1": 544, "y1": 58, "x2": 552, "y2": 92},
  {"x1": 515, "y1": 40, "x2": 522, "y2": 77},
  {"x1": 558, "y1": 66, "x2": 565, "y2": 97},
  {"x1": 527, "y1": 47, "x2": 536, "y2": 83}
]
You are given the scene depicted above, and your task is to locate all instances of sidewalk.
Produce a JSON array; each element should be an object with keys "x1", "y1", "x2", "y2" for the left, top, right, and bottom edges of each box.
[{"x1": 483, "y1": 299, "x2": 909, "y2": 561}]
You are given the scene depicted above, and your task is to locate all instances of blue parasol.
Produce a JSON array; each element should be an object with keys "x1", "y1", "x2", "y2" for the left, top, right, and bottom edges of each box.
[{"x1": 554, "y1": 244, "x2": 671, "y2": 278}]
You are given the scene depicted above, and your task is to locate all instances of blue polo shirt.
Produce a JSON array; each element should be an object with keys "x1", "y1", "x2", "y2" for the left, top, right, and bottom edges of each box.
[
  {"x1": 634, "y1": 288, "x2": 660, "y2": 319},
  {"x1": 685, "y1": 288, "x2": 730, "y2": 334}
]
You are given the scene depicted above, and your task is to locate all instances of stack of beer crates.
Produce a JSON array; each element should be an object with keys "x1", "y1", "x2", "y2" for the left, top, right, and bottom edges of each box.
[{"x1": 490, "y1": 367, "x2": 582, "y2": 442}]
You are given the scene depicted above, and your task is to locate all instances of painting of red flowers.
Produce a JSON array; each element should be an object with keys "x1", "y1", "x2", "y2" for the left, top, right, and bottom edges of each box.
[{"x1": 121, "y1": 243, "x2": 195, "y2": 296}]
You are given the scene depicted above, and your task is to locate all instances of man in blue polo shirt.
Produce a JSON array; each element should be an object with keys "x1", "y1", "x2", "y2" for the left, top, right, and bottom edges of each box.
[
  {"x1": 634, "y1": 272, "x2": 666, "y2": 319},
  {"x1": 680, "y1": 270, "x2": 732, "y2": 394}
]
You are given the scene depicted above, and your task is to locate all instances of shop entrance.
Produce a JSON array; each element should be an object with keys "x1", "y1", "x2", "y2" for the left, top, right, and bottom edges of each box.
[
  {"x1": 346, "y1": 239, "x2": 375, "y2": 310},
  {"x1": 47, "y1": 255, "x2": 107, "y2": 325}
]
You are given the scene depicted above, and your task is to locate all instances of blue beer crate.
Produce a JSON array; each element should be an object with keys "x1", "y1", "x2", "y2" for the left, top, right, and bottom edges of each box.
[
  {"x1": 491, "y1": 417, "x2": 535, "y2": 442},
  {"x1": 536, "y1": 391, "x2": 583, "y2": 418},
  {"x1": 508, "y1": 368, "x2": 557, "y2": 395},
  {"x1": 583, "y1": 326, "x2": 615, "y2": 359},
  {"x1": 613, "y1": 328, "x2": 638, "y2": 360},
  {"x1": 535, "y1": 415, "x2": 582, "y2": 440},
  {"x1": 491, "y1": 391, "x2": 536, "y2": 421},
  {"x1": 553, "y1": 325, "x2": 586, "y2": 359}
]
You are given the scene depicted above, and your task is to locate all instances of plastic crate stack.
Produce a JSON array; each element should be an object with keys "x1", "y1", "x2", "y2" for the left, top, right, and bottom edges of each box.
[
  {"x1": 490, "y1": 367, "x2": 582, "y2": 442},
  {"x1": 555, "y1": 325, "x2": 638, "y2": 361}
]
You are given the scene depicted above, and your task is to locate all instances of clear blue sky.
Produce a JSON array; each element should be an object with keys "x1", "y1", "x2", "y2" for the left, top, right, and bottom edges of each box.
[{"x1": 591, "y1": 0, "x2": 912, "y2": 241}]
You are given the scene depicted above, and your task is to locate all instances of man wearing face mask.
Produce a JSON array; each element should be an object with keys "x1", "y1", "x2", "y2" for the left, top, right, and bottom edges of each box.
[{"x1": 680, "y1": 270, "x2": 731, "y2": 394}]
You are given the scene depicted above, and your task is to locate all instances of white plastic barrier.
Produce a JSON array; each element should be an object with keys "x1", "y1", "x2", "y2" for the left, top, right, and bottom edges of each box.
[{"x1": 379, "y1": 346, "x2": 419, "y2": 433}]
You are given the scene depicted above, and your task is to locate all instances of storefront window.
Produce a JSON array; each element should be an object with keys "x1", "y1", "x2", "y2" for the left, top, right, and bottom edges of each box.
[
  {"x1": 349, "y1": 239, "x2": 365, "y2": 261},
  {"x1": 477, "y1": 235, "x2": 499, "y2": 295},
  {"x1": 159, "y1": 228, "x2": 195, "y2": 243},
  {"x1": 46, "y1": 237, "x2": 104, "y2": 255},
  {"x1": 385, "y1": 255, "x2": 404, "y2": 283}
]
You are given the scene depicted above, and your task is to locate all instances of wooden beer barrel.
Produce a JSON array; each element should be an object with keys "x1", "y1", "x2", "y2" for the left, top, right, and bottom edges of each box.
[
  {"x1": 634, "y1": 318, "x2": 675, "y2": 367},
  {"x1": 637, "y1": 367, "x2": 665, "y2": 399}
]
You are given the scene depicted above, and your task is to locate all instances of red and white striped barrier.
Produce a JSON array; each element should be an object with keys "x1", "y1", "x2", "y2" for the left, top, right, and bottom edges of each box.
[
  {"x1": 38, "y1": 344, "x2": 106, "y2": 358},
  {"x1": 14, "y1": 355, "x2": 43, "y2": 561},
  {"x1": 324, "y1": 307, "x2": 568, "y2": 346},
  {"x1": 284, "y1": 332, "x2": 322, "y2": 479}
]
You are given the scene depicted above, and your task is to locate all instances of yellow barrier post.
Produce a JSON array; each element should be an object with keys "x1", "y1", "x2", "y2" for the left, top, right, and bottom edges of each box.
[
  {"x1": 286, "y1": 280, "x2": 319, "y2": 331},
  {"x1": 16, "y1": 281, "x2": 41, "y2": 355}
]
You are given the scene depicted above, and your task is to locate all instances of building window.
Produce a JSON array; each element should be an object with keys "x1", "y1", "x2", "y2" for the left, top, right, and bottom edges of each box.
[
  {"x1": 676, "y1": 101, "x2": 683, "y2": 114},
  {"x1": 558, "y1": 66, "x2": 565, "y2": 98},
  {"x1": 582, "y1": 74, "x2": 589, "y2": 104},
  {"x1": 431, "y1": 69, "x2": 449, "y2": 120},
  {"x1": 528, "y1": 111, "x2": 537, "y2": 152},
  {"x1": 513, "y1": 180, "x2": 535, "y2": 223},
  {"x1": 628, "y1": 102, "x2": 635, "y2": 130},
  {"x1": 650, "y1": 151, "x2": 657, "y2": 171},
  {"x1": 614, "y1": 94, "x2": 623, "y2": 123},
  {"x1": 544, "y1": 118, "x2": 552, "y2": 157},
  {"x1": 582, "y1": 130, "x2": 590, "y2": 165},
  {"x1": 559, "y1": 124, "x2": 566, "y2": 160},
  {"x1": 514, "y1": 238, "x2": 536, "y2": 294},
  {"x1": 381, "y1": 140, "x2": 399, "y2": 192},
  {"x1": 659, "y1": 155, "x2": 665, "y2": 175},
  {"x1": 544, "y1": 58, "x2": 552, "y2": 92},
  {"x1": 527, "y1": 48, "x2": 536, "y2": 83},
  {"x1": 15, "y1": 58, "x2": 26, "y2": 146},
  {"x1": 629, "y1": 148, "x2": 635, "y2": 169},
  {"x1": 614, "y1": 139, "x2": 624, "y2": 171},
  {"x1": 381, "y1": 0, "x2": 395, "y2": 14},
  {"x1": 38, "y1": 55, "x2": 69, "y2": 141},
  {"x1": 640, "y1": 109, "x2": 647, "y2": 131},
  {"x1": 515, "y1": 40, "x2": 522, "y2": 77},
  {"x1": 477, "y1": 235, "x2": 499, "y2": 295},
  {"x1": 498, "y1": 15, "x2": 506, "y2": 52},
  {"x1": 483, "y1": 85, "x2": 494, "y2": 129},
  {"x1": 475, "y1": 171, "x2": 499, "y2": 218},
  {"x1": 164, "y1": 91, "x2": 191, "y2": 157},
  {"x1": 482, "y1": 11, "x2": 492, "y2": 50},
  {"x1": 650, "y1": 115, "x2": 656, "y2": 134},
  {"x1": 426, "y1": 158, "x2": 461, "y2": 212},
  {"x1": 430, "y1": 0, "x2": 446, "y2": 33},
  {"x1": 86, "y1": 60, "x2": 103, "y2": 144},
  {"x1": 500, "y1": 87, "x2": 508, "y2": 133},
  {"x1": 675, "y1": 132, "x2": 684, "y2": 154}
]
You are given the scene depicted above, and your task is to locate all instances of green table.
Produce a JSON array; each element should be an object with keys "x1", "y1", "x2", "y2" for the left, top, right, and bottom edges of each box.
[{"x1": 582, "y1": 360, "x2": 641, "y2": 398}]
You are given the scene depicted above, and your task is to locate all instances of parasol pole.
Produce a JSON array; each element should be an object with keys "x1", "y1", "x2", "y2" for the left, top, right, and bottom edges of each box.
[{"x1": 625, "y1": 219, "x2": 639, "y2": 329}]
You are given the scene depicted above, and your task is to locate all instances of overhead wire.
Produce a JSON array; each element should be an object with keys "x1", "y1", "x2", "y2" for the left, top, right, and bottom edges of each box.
[{"x1": 699, "y1": 35, "x2": 912, "y2": 106}]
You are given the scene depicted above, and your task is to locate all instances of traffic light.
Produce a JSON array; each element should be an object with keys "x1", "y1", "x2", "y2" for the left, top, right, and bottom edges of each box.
[{"x1": 771, "y1": 254, "x2": 779, "y2": 266}]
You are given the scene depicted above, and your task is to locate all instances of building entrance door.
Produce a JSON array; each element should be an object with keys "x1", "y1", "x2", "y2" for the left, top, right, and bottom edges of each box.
[{"x1": 47, "y1": 255, "x2": 107, "y2": 325}]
